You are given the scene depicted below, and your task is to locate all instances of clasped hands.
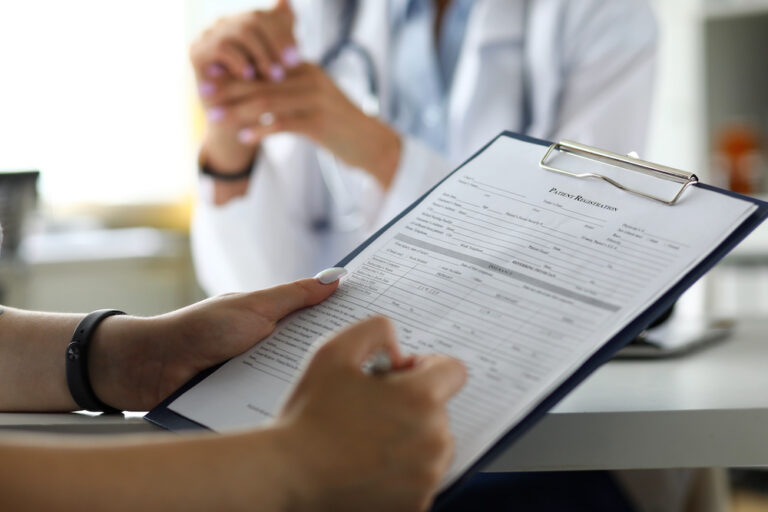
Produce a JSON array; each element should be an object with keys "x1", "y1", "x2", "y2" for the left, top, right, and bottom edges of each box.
[{"x1": 192, "y1": 1, "x2": 401, "y2": 189}]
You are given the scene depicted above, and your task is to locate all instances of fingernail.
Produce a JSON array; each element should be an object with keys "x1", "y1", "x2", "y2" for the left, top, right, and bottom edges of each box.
[
  {"x1": 207, "y1": 107, "x2": 225, "y2": 122},
  {"x1": 206, "y1": 63, "x2": 225, "y2": 78},
  {"x1": 238, "y1": 128, "x2": 255, "y2": 144},
  {"x1": 243, "y1": 65, "x2": 256, "y2": 80},
  {"x1": 282, "y1": 46, "x2": 301, "y2": 68},
  {"x1": 314, "y1": 267, "x2": 348, "y2": 284},
  {"x1": 199, "y1": 81, "x2": 216, "y2": 97},
  {"x1": 269, "y1": 63, "x2": 285, "y2": 82}
]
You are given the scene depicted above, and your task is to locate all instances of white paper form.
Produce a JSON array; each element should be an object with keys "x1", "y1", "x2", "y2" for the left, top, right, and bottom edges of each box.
[{"x1": 169, "y1": 136, "x2": 757, "y2": 488}]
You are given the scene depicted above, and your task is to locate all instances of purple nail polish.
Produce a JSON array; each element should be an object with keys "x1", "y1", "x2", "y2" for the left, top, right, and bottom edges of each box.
[
  {"x1": 206, "y1": 63, "x2": 225, "y2": 78},
  {"x1": 269, "y1": 64, "x2": 285, "y2": 82},
  {"x1": 282, "y1": 46, "x2": 301, "y2": 68},
  {"x1": 242, "y1": 65, "x2": 256, "y2": 80},
  {"x1": 238, "y1": 128, "x2": 254, "y2": 144},
  {"x1": 199, "y1": 81, "x2": 216, "y2": 97},
  {"x1": 207, "y1": 107, "x2": 226, "y2": 122}
]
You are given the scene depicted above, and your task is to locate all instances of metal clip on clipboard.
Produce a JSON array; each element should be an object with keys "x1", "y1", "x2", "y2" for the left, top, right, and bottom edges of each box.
[{"x1": 539, "y1": 140, "x2": 699, "y2": 205}]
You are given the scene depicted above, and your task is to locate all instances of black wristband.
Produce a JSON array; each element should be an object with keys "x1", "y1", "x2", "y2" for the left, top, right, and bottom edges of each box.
[
  {"x1": 65, "y1": 309, "x2": 125, "y2": 414},
  {"x1": 200, "y1": 159, "x2": 254, "y2": 181}
]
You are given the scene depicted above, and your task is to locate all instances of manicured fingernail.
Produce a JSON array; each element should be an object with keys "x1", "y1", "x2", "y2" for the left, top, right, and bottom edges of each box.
[
  {"x1": 206, "y1": 63, "x2": 225, "y2": 78},
  {"x1": 207, "y1": 107, "x2": 225, "y2": 122},
  {"x1": 259, "y1": 112, "x2": 275, "y2": 126},
  {"x1": 269, "y1": 63, "x2": 285, "y2": 82},
  {"x1": 199, "y1": 81, "x2": 216, "y2": 97},
  {"x1": 282, "y1": 46, "x2": 301, "y2": 68},
  {"x1": 314, "y1": 267, "x2": 348, "y2": 284},
  {"x1": 243, "y1": 65, "x2": 256, "y2": 80},
  {"x1": 238, "y1": 128, "x2": 255, "y2": 144}
]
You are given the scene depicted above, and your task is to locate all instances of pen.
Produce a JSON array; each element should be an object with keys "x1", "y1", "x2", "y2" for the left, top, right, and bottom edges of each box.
[{"x1": 363, "y1": 350, "x2": 392, "y2": 376}]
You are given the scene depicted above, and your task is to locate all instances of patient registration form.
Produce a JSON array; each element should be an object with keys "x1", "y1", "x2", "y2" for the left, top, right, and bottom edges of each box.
[{"x1": 169, "y1": 136, "x2": 757, "y2": 488}]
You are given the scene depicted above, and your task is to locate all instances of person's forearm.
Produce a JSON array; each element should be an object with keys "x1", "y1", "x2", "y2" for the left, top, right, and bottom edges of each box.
[
  {"x1": 0, "y1": 307, "x2": 158, "y2": 412},
  {"x1": 0, "y1": 428, "x2": 294, "y2": 512},
  {"x1": 0, "y1": 307, "x2": 84, "y2": 411}
]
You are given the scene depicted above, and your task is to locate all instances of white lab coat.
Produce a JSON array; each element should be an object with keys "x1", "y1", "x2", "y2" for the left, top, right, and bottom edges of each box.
[{"x1": 192, "y1": 0, "x2": 658, "y2": 295}]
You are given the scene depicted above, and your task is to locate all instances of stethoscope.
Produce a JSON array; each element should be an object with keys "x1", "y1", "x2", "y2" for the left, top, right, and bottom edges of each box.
[{"x1": 312, "y1": 0, "x2": 531, "y2": 233}]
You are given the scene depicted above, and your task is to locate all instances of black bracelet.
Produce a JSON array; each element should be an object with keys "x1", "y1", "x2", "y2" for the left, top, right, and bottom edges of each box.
[
  {"x1": 65, "y1": 309, "x2": 125, "y2": 414},
  {"x1": 200, "y1": 159, "x2": 254, "y2": 181}
]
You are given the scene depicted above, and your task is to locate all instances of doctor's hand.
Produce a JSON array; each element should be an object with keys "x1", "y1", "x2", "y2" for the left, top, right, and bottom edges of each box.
[
  {"x1": 191, "y1": 0, "x2": 297, "y2": 83},
  {"x1": 88, "y1": 275, "x2": 340, "y2": 411},
  {"x1": 191, "y1": 0, "x2": 299, "y2": 176},
  {"x1": 204, "y1": 63, "x2": 403, "y2": 190},
  {"x1": 274, "y1": 317, "x2": 467, "y2": 512}
]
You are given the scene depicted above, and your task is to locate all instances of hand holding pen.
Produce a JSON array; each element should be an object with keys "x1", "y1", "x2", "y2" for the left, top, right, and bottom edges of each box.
[{"x1": 275, "y1": 316, "x2": 467, "y2": 512}]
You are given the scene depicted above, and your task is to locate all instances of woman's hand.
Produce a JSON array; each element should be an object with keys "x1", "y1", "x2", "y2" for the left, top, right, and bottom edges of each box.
[
  {"x1": 191, "y1": 0, "x2": 297, "y2": 83},
  {"x1": 274, "y1": 316, "x2": 467, "y2": 512},
  {"x1": 89, "y1": 276, "x2": 341, "y2": 411},
  {"x1": 191, "y1": 0, "x2": 299, "y2": 176},
  {"x1": 0, "y1": 312, "x2": 466, "y2": 512},
  {"x1": 205, "y1": 63, "x2": 402, "y2": 189}
]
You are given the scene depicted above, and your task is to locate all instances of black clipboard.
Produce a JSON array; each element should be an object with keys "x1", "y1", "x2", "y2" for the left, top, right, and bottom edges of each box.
[{"x1": 146, "y1": 131, "x2": 768, "y2": 510}]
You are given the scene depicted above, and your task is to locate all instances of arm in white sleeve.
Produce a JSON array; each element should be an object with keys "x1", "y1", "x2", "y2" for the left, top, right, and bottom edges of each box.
[
  {"x1": 551, "y1": 0, "x2": 658, "y2": 153},
  {"x1": 192, "y1": 136, "x2": 323, "y2": 296},
  {"x1": 378, "y1": 1, "x2": 657, "y2": 229},
  {"x1": 191, "y1": 182, "x2": 271, "y2": 296}
]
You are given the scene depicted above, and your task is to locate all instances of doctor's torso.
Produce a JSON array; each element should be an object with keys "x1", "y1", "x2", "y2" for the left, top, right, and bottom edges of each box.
[
  {"x1": 296, "y1": 0, "x2": 531, "y2": 164},
  {"x1": 191, "y1": 0, "x2": 657, "y2": 294}
]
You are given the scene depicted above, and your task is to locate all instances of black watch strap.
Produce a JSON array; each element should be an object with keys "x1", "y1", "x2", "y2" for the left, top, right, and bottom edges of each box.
[
  {"x1": 200, "y1": 159, "x2": 254, "y2": 181},
  {"x1": 65, "y1": 309, "x2": 125, "y2": 414}
]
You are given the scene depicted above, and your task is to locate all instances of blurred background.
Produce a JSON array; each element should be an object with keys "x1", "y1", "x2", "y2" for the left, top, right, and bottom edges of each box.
[
  {"x1": 1, "y1": 0, "x2": 768, "y2": 508},
  {"x1": 2, "y1": 0, "x2": 768, "y2": 315}
]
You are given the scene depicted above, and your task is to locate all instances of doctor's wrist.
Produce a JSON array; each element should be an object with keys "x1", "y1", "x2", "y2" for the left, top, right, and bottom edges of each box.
[
  {"x1": 199, "y1": 137, "x2": 259, "y2": 205},
  {"x1": 365, "y1": 122, "x2": 402, "y2": 191},
  {"x1": 200, "y1": 130, "x2": 258, "y2": 177}
]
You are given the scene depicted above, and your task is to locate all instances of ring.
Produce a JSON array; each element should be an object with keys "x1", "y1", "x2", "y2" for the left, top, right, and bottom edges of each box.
[{"x1": 259, "y1": 112, "x2": 275, "y2": 126}]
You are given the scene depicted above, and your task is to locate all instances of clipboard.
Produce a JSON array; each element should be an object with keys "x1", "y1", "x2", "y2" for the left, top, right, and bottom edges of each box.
[
  {"x1": 539, "y1": 139, "x2": 698, "y2": 205},
  {"x1": 146, "y1": 131, "x2": 768, "y2": 510}
]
